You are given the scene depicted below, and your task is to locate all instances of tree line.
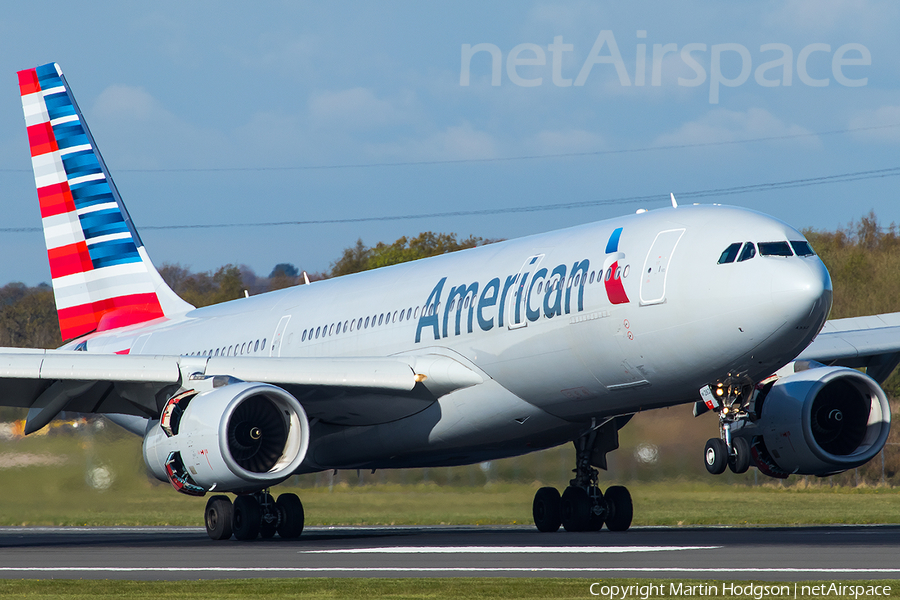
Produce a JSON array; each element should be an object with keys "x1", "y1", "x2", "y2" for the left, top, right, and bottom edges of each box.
[{"x1": 1, "y1": 218, "x2": 899, "y2": 393}]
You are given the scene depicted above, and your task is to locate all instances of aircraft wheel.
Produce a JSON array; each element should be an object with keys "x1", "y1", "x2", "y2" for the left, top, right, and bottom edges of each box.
[
  {"x1": 276, "y1": 493, "x2": 305, "y2": 539},
  {"x1": 729, "y1": 437, "x2": 751, "y2": 474},
  {"x1": 258, "y1": 493, "x2": 277, "y2": 539},
  {"x1": 604, "y1": 486, "x2": 633, "y2": 532},
  {"x1": 532, "y1": 487, "x2": 561, "y2": 533},
  {"x1": 204, "y1": 495, "x2": 233, "y2": 541},
  {"x1": 704, "y1": 438, "x2": 728, "y2": 475},
  {"x1": 560, "y1": 486, "x2": 591, "y2": 532},
  {"x1": 232, "y1": 495, "x2": 261, "y2": 541}
]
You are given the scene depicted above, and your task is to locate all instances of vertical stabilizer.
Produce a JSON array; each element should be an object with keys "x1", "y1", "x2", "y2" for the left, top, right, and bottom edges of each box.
[{"x1": 18, "y1": 63, "x2": 193, "y2": 341}]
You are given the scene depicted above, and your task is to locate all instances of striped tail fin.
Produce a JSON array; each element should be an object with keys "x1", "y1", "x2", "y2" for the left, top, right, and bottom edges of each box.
[{"x1": 18, "y1": 63, "x2": 193, "y2": 341}]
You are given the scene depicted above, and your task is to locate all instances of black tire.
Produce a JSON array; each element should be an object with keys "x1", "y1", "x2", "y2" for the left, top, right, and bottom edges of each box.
[
  {"x1": 729, "y1": 437, "x2": 751, "y2": 474},
  {"x1": 704, "y1": 438, "x2": 728, "y2": 475},
  {"x1": 204, "y1": 495, "x2": 233, "y2": 541},
  {"x1": 560, "y1": 486, "x2": 591, "y2": 532},
  {"x1": 276, "y1": 493, "x2": 305, "y2": 539},
  {"x1": 604, "y1": 485, "x2": 633, "y2": 532},
  {"x1": 258, "y1": 493, "x2": 277, "y2": 539},
  {"x1": 532, "y1": 487, "x2": 561, "y2": 533},
  {"x1": 232, "y1": 495, "x2": 261, "y2": 541}
]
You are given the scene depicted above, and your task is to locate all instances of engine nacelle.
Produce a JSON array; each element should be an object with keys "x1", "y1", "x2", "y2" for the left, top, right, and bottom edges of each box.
[
  {"x1": 143, "y1": 381, "x2": 310, "y2": 494},
  {"x1": 742, "y1": 366, "x2": 890, "y2": 476}
]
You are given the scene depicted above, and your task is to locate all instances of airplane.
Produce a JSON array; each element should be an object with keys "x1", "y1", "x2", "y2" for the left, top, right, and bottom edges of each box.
[{"x1": 3, "y1": 62, "x2": 893, "y2": 541}]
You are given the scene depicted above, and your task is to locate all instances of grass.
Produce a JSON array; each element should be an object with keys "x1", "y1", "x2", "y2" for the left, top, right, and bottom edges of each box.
[
  {"x1": 1, "y1": 424, "x2": 900, "y2": 527},
  {"x1": 0, "y1": 579, "x2": 897, "y2": 599}
]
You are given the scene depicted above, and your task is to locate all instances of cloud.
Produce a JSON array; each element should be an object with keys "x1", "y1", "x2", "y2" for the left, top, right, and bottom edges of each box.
[
  {"x1": 526, "y1": 128, "x2": 605, "y2": 154},
  {"x1": 652, "y1": 108, "x2": 819, "y2": 149},
  {"x1": 368, "y1": 122, "x2": 499, "y2": 162},
  {"x1": 89, "y1": 85, "x2": 229, "y2": 169},
  {"x1": 848, "y1": 106, "x2": 900, "y2": 143},
  {"x1": 308, "y1": 88, "x2": 415, "y2": 131},
  {"x1": 765, "y1": 0, "x2": 898, "y2": 33}
]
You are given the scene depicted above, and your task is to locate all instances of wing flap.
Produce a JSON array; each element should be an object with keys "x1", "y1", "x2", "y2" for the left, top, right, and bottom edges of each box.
[
  {"x1": 0, "y1": 350, "x2": 181, "y2": 383},
  {"x1": 205, "y1": 357, "x2": 417, "y2": 392}
]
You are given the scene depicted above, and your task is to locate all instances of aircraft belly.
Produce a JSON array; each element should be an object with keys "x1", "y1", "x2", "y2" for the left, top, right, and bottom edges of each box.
[{"x1": 304, "y1": 379, "x2": 580, "y2": 470}]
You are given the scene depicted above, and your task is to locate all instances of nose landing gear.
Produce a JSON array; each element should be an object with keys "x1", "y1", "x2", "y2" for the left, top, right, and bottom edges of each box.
[
  {"x1": 204, "y1": 490, "x2": 305, "y2": 541},
  {"x1": 699, "y1": 382, "x2": 758, "y2": 475}
]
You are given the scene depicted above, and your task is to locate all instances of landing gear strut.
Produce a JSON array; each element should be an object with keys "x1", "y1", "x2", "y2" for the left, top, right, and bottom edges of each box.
[
  {"x1": 532, "y1": 421, "x2": 633, "y2": 533},
  {"x1": 204, "y1": 490, "x2": 305, "y2": 541},
  {"x1": 700, "y1": 382, "x2": 757, "y2": 476}
]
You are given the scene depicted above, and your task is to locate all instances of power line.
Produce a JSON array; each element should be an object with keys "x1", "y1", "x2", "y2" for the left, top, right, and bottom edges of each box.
[
  {"x1": 0, "y1": 122, "x2": 898, "y2": 175},
  {"x1": 1, "y1": 165, "x2": 898, "y2": 233}
]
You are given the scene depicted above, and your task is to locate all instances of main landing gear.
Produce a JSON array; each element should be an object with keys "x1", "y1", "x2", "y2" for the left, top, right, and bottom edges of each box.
[
  {"x1": 532, "y1": 424, "x2": 633, "y2": 533},
  {"x1": 204, "y1": 490, "x2": 305, "y2": 541}
]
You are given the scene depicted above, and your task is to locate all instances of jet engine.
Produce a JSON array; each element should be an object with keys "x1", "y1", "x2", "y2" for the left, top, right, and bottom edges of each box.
[
  {"x1": 143, "y1": 380, "x2": 310, "y2": 495},
  {"x1": 738, "y1": 366, "x2": 890, "y2": 477}
]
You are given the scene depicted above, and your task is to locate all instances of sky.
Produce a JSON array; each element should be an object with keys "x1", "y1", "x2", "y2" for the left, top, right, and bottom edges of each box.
[{"x1": 0, "y1": 1, "x2": 898, "y2": 285}]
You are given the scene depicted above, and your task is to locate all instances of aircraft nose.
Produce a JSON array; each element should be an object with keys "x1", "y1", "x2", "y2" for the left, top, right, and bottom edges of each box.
[{"x1": 771, "y1": 257, "x2": 833, "y2": 329}]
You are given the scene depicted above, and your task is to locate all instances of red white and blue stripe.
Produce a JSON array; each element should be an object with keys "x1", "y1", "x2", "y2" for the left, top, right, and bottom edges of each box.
[{"x1": 18, "y1": 63, "x2": 172, "y2": 340}]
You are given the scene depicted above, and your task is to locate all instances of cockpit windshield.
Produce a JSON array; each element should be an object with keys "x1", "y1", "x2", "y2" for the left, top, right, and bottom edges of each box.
[
  {"x1": 758, "y1": 242, "x2": 793, "y2": 257},
  {"x1": 718, "y1": 239, "x2": 816, "y2": 264}
]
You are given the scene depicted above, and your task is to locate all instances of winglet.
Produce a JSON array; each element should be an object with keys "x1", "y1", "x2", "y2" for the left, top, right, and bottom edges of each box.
[
  {"x1": 18, "y1": 63, "x2": 193, "y2": 341},
  {"x1": 670, "y1": 192, "x2": 678, "y2": 208}
]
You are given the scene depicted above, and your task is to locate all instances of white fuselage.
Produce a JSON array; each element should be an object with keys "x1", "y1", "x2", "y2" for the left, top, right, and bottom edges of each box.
[{"x1": 71, "y1": 205, "x2": 832, "y2": 471}]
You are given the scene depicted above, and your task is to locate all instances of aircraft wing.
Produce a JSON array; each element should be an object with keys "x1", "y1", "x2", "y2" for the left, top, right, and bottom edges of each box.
[
  {"x1": 796, "y1": 311, "x2": 900, "y2": 383},
  {"x1": 0, "y1": 349, "x2": 484, "y2": 432}
]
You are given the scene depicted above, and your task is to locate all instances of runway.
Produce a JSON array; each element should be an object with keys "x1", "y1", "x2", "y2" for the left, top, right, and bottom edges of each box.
[{"x1": 0, "y1": 525, "x2": 897, "y2": 581}]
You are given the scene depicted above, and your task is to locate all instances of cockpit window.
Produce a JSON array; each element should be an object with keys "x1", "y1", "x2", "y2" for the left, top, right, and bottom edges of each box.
[
  {"x1": 737, "y1": 242, "x2": 756, "y2": 262},
  {"x1": 718, "y1": 242, "x2": 741, "y2": 264},
  {"x1": 758, "y1": 241, "x2": 793, "y2": 257},
  {"x1": 790, "y1": 241, "x2": 815, "y2": 256}
]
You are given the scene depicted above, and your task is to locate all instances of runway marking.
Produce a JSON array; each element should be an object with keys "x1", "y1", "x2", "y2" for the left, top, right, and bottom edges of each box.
[
  {"x1": 302, "y1": 546, "x2": 721, "y2": 554},
  {"x1": 0, "y1": 567, "x2": 900, "y2": 574}
]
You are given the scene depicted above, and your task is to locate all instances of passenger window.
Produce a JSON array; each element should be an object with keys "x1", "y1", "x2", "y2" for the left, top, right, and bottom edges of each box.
[
  {"x1": 589, "y1": 271, "x2": 595, "y2": 284},
  {"x1": 215, "y1": 348, "x2": 220, "y2": 357},
  {"x1": 315, "y1": 327, "x2": 321, "y2": 339},
  {"x1": 343, "y1": 321, "x2": 349, "y2": 333},
  {"x1": 790, "y1": 241, "x2": 815, "y2": 256},
  {"x1": 399, "y1": 310, "x2": 405, "y2": 322},
  {"x1": 357, "y1": 318, "x2": 363, "y2": 329},
  {"x1": 241, "y1": 343, "x2": 246, "y2": 354},
  {"x1": 365, "y1": 316, "x2": 370, "y2": 328},
  {"x1": 737, "y1": 242, "x2": 756, "y2": 262},
  {"x1": 378, "y1": 314, "x2": 384, "y2": 326},
  {"x1": 254, "y1": 340, "x2": 259, "y2": 352},
  {"x1": 758, "y1": 241, "x2": 793, "y2": 257},
  {"x1": 262, "y1": 338, "x2": 266, "y2": 350},
  {"x1": 575, "y1": 274, "x2": 581, "y2": 286},
  {"x1": 393, "y1": 311, "x2": 398, "y2": 323},
  {"x1": 718, "y1": 242, "x2": 741, "y2": 264},
  {"x1": 414, "y1": 307, "x2": 419, "y2": 319},
  {"x1": 302, "y1": 330, "x2": 307, "y2": 342}
]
